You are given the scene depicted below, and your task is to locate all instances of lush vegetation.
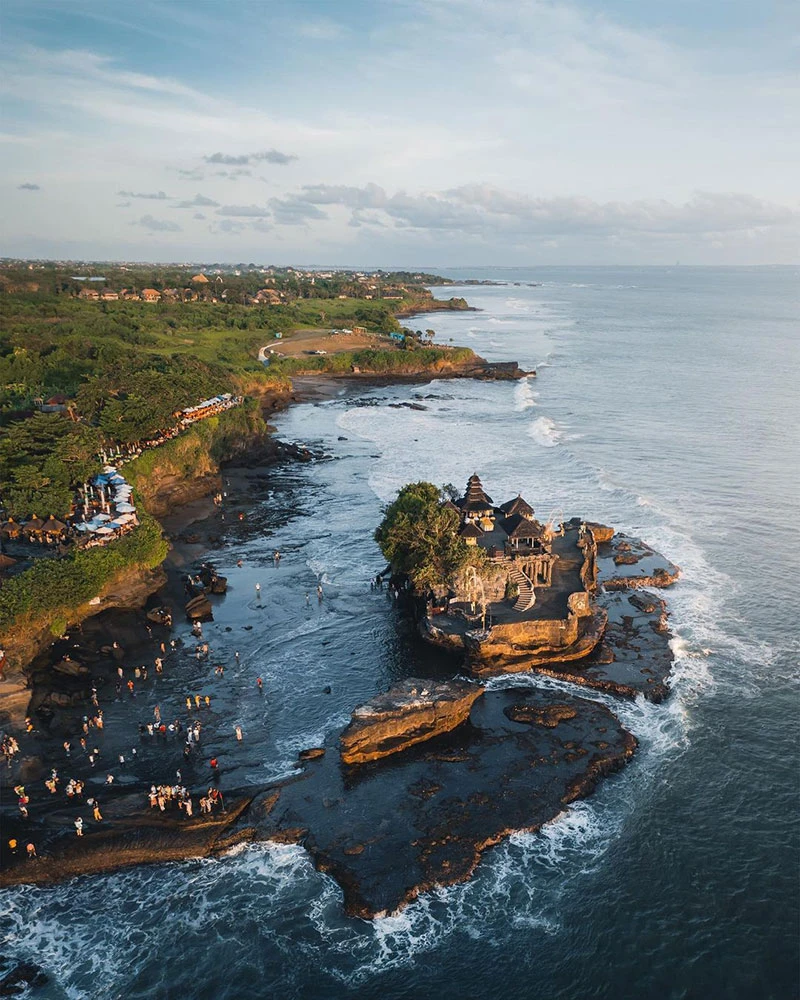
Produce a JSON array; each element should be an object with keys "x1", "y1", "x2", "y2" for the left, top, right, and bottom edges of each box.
[
  {"x1": 0, "y1": 412, "x2": 103, "y2": 519},
  {"x1": 375, "y1": 481, "x2": 485, "y2": 593},
  {"x1": 0, "y1": 512, "x2": 168, "y2": 635},
  {"x1": 269, "y1": 346, "x2": 475, "y2": 377}
]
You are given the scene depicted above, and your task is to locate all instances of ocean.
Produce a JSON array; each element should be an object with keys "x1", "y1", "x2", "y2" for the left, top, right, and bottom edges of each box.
[{"x1": 2, "y1": 266, "x2": 798, "y2": 999}]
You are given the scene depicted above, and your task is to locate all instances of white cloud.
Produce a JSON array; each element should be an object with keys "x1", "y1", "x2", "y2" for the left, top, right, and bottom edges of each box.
[
  {"x1": 176, "y1": 193, "x2": 219, "y2": 208},
  {"x1": 136, "y1": 214, "x2": 181, "y2": 232},
  {"x1": 118, "y1": 189, "x2": 170, "y2": 200},
  {"x1": 216, "y1": 204, "x2": 270, "y2": 217}
]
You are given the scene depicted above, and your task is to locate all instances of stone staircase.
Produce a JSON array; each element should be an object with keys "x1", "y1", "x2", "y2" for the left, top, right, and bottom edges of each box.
[{"x1": 510, "y1": 568, "x2": 536, "y2": 612}]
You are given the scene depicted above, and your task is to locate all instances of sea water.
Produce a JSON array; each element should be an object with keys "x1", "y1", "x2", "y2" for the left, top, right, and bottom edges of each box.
[{"x1": 1, "y1": 266, "x2": 797, "y2": 999}]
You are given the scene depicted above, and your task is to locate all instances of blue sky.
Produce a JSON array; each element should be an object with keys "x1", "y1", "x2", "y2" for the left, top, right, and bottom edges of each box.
[{"x1": 1, "y1": 0, "x2": 798, "y2": 264}]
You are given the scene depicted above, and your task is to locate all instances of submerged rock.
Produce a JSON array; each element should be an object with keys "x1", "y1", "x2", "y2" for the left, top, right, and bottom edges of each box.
[{"x1": 339, "y1": 678, "x2": 482, "y2": 765}]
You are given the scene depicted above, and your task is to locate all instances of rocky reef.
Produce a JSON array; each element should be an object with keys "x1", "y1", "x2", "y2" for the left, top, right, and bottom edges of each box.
[{"x1": 0, "y1": 682, "x2": 636, "y2": 919}]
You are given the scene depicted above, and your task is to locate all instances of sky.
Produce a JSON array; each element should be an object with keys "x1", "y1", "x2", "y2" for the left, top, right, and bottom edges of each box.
[{"x1": 1, "y1": 0, "x2": 798, "y2": 266}]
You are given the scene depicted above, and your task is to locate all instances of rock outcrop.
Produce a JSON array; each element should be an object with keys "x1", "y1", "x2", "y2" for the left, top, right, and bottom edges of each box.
[
  {"x1": 339, "y1": 678, "x2": 482, "y2": 765},
  {"x1": 598, "y1": 533, "x2": 680, "y2": 590},
  {"x1": 0, "y1": 685, "x2": 636, "y2": 921}
]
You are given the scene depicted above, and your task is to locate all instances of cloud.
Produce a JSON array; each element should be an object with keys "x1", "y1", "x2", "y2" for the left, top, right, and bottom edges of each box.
[
  {"x1": 118, "y1": 189, "x2": 170, "y2": 200},
  {"x1": 18, "y1": 182, "x2": 40, "y2": 190},
  {"x1": 268, "y1": 195, "x2": 328, "y2": 226},
  {"x1": 218, "y1": 219, "x2": 245, "y2": 233},
  {"x1": 204, "y1": 149, "x2": 297, "y2": 166},
  {"x1": 176, "y1": 193, "x2": 219, "y2": 208},
  {"x1": 216, "y1": 203, "x2": 270, "y2": 217},
  {"x1": 193, "y1": 212, "x2": 206, "y2": 219},
  {"x1": 282, "y1": 182, "x2": 798, "y2": 240},
  {"x1": 214, "y1": 168, "x2": 252, "y2": 178},
  {"x1": 136, "y1": 214, "x2": 182, "y2": 232},
  {"x1": 116, "y1": 201, "x2": 131, "y2": 208},
  {"x1": 250, "y1": 219, "x2": 273, "y2": 233},
  {"x1": 177, "y1": 168, "x2": 205, "y2": 181}
]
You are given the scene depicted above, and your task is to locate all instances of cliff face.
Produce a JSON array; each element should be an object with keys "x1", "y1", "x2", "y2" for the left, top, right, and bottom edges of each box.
[{"x1": 1, "y1": 564, "x2": 166, "y2": 678}]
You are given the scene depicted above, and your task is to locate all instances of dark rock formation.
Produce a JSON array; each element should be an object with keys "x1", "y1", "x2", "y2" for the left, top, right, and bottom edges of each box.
[
  {"x1": 339, "y1": 678, "x2": 482, "y2": 765},
  {"x1": 252, "y1": 686, "x2": 636, "y2": 917},
  {"x1": 598, "y1": 533, "x2": 680, "y2": 590},
  {"x1": 0, "y1": 686, "x2": 636, "y2": 921},
  {"x1": 528, "y1": 589, "x2": 674, "y2": 702}
]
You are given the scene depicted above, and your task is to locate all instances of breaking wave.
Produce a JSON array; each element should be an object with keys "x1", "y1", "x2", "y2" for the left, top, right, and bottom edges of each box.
[{"x1": 527, "y1": 415, "x2": 562, "y2": 447}]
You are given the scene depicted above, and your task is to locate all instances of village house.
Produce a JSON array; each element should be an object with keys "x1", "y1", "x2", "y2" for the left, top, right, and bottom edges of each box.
[
  {"x1": 78, "y1": 287, "x2": 100, "y2": 300},
  {"x1": 141, "y1": 288, "x2": 161, "y2": 303},
  {"x1": 191, "y1": 273, "x2": 209, "y2": 285}
]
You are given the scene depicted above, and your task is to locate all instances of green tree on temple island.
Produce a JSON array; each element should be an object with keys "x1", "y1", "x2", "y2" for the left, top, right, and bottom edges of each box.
[{"x1": 375, "y1": 481, "x2": 485, "y2": 593}]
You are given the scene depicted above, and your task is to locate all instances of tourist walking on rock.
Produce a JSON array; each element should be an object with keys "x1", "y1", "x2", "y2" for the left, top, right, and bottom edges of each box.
[
  {"x1": 26, "y1": 843, "x2": 36, "y2": 860},
  {"x1": 235, "y1": 725, "x2": 243, "y2": 741},
  {"x1": 256, "y1": 677, "x2": 263, "y2": 692},
  {"x1": 93, "y1": 802, "x2": 103, "y2": 822},
  {"x1": 74, "y1": 818, "x2": 83, "y2": 837}
]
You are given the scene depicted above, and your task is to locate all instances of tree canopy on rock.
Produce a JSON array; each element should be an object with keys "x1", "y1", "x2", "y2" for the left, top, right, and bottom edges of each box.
[{"x1": 375, "y1": 481, "x2": 484, "y2": 593}]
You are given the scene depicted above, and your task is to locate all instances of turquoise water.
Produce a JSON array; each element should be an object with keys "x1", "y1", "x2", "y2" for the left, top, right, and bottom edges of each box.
[{"x1": 1, "y1": 266, "x2": 798, "y2": 999}]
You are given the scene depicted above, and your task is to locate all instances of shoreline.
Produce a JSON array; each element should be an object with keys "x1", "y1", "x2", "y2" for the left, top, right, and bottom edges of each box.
[{"x1": 0, "y1": 356, "x2": 671, "y2": 915}]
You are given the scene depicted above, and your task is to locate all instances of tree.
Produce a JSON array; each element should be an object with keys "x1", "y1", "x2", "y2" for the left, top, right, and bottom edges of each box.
[{"x1": 374, "y1": 481, "x2": 484, "y2": 593}]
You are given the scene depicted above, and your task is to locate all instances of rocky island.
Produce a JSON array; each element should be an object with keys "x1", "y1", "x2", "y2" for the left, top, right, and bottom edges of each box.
[{"x1": 376, "y1": 475, "x2": 680, "y2": 701}]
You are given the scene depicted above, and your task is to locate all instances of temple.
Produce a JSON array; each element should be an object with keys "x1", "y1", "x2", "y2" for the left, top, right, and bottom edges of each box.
[
  {"x1": 423, "y1": 474, "x2": 603, "y2": 675},
  {"x1": 454, "y1": 474, "x2": 556, "y2": 592}
]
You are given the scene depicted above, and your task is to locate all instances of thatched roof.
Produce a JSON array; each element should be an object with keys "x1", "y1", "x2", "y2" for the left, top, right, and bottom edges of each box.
[
  {"x1": 459, "y1": 473, "x2": 493, "y2": 512},
  {"x1": 43, "y1": 516, "x2": 66, "y2": 533},
  {"x1": 24, "y1": 515, "x2": 45, "y2": 532},
  {"x1": 498, "y1": 494, "x2": 534, "y2": 518},
  {"x1": 459, "y1": 521, "x2": 484, "y2": 539},
  {"x1": 503, "y1": 513, "x2": 547, "y2": 540}
]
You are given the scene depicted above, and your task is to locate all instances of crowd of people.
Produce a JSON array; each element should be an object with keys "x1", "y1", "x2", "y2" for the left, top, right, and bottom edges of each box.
[{"x1": 1, "y1": 480, "x2": 336, "y2": 868}]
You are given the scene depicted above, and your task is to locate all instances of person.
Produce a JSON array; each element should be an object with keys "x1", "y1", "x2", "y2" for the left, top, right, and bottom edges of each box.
[
  {"x1": 93, "y1": 802, "x2": 102, "y2": 822},
  {"x1": 74, "y1": 818, "x2": 83, "y2": 837},
  {"x1": 305, "y1": 592, "x2": 310, "y2": 607},
  {"x1": 204, "y1": 695, "x2": 210, "y2": 709},
  {"x1": 63, "y1": 740, "x2": 71, "y2": 756},
  {"x1": 106, "y1": 773, "x2": 114, "y2": 785},
  {"x1": 256, "y1": 677, "x2": 263, "y2": 692},
  {"x1": 186, "y1": 696, "x2": 192, "y2": 711},
  {"x1": 26, "y1": 843, "x2": 36, "y2": 860},
  {"x1": 153, "y1": 704, "x2": 161, "y2": 723},
  {"x1": 235, "y1": 725, "x2": 243, "y2": 741},
  {"x1": 195, "y1": 694, "x2": 201, "y2": 710},
  {"x1": 210, "y1": 757, "x2": 218, "y2": 771},
  {"x1": 8, "y1": 838, "x2": 18, "y2": 855},
  {"x1": 274, "y1": 550, "x2": 281, "y2": 566},
  {"x1": 255, "y1": 582, "x2": 261, "y2": 598},
  {"x1": 317, "y1": 584, "x2": 323, "y2": 602},
  {"x1": 234, "y1": 651, "x2": 240, "y2": 663},
  {"x1": 237, "y1": 559, "x2": 243, "y2": 568}
]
